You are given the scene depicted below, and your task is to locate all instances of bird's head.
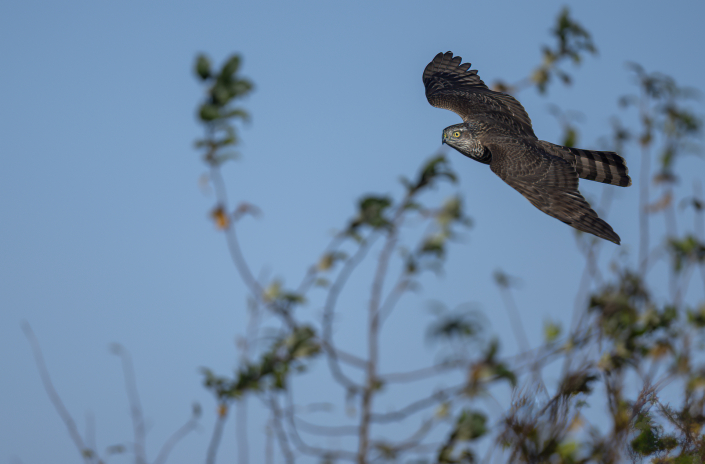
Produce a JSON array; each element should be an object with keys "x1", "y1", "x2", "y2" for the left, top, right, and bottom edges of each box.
[
  {"x1": 441, "y1": 123, "x2": 490, "y2": 163},
  {"x1": 442, "y1": 123, "x2": 472, "y2": 151}
]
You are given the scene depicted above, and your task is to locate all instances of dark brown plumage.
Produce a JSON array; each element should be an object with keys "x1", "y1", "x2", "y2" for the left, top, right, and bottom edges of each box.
[{"x1": 424, "y1": 51, "x2": 631, "y2": 244}]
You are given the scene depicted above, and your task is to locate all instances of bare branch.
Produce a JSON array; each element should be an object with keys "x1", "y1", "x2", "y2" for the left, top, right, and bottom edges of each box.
[
  {"x1": 694, "y1": 181, "x2": 705, "y2": 293},
  {"x1": 378, "y1": 416, "x2": 438, "y2": 455},
  {"x1": 377, "y1": 277, "x2": 411, "y2": 326},
  {"x1": 210, "y1": 167, "x2": 266, "y2": 301},
  {"x1": 497, "y1": 285, "x2": 547, "y2": 396},
  {"x1": 278, "y1": 390, "x2": 359, "y2": 462},
  {"x1": 497, "y1": 285, "x2": 531, "y2": 359},
  {"x1": 236, "y1": 401, "x2": 249, "y2": 464},
  {"x1": 85, "y1": 412, "x2": 96, "y2": 463},
  {"x1": 265, "y1": 395, "x2": 295, "y2": 464},
  {"x1": 296, "y1": 233, "x2": 346, "y2": 295},
  {"x1": 265, "y1": 418, "x2": 274, "y2": 464},
  {"x1": 370, "y1": 384, "x2": 464, "y2": 423},
  {"x1": 294, "y1": 416, "x2": 359, "y2": 436},
  {"x1": 330, "y1": 346, "x2": 367, "y2": 369},
  {"x1": 152, "y1": 406, "x2": 199, "y2": 464},
  {"x1": 358, "y1": 199, "x2": 413, "y2": 463},
  {"x1": 205, "y1": 403, "x2": 228, "y2": 464},
  {"x1": 638, "y1": 98, "x2": 652, "y2": 275},
  {"x1": 380, "y1": 360, "x2": 464, "y2": 384},
  {"x1": 22, "y1": 322, "x2": 97, "y2": 464},
  {"x1": 322, "y1": 235, "x2": 379, "y2": 391},
  {"x1": 110, "y1": 344, "x2": 147, "y2": 464}
]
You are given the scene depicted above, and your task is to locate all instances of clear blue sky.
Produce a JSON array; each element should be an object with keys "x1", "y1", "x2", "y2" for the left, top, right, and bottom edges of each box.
[{"x1": 1, "y1": 1, "x2": 704, "y2": 463}]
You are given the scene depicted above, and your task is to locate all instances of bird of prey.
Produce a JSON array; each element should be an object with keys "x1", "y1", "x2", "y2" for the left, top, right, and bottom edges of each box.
[{"x1": 423, "y1": 51, "x2": 631, "y2": 244}]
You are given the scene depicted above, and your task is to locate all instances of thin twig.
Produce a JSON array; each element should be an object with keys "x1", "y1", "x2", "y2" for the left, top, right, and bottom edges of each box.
[
  {"x1": 498, "y1": 286, "x2": 548, "y2": 396},
  {"x1": 266, "y1": 394, "x2": 296, "y2": 464},
  {"x1": 358, "y1": 225, "x2": 399, "y2": 463},
  {"x1": 279, "y1": 390, "x2": 358, "y2": 461},
  {"x1": 383, "y1": 417, "x2": 438, "y2": 453},
  {"x1": 265, "y1": 419, "x2": 274, "y2": 464},
  {"x1": 564, "y1": 232, "x2": 603, "y2": 376},
  {"x1": 205, "y1": 403, "x2": 228, "y2": 464},
  {"x1": 498, "y1": 286, "x2": 531, "y2": 357},
  {"x1": 210, "y1": 167, "x2": 264, "y2": 297},
  {"x1": 294, "y1": 416, "x2": 359, "y2": 436},
  {"x1": 235, "y1": 400, "x2": 249, "y2": 464},
  {"x1": 693, "y1": 181, "x2": 705, "y2": 293},
  {"x1": 638, "y1": 94, "x2": 652, "y2": 274},
  {"x1": 377, "y1": 277, "x2": 411, "y2": 326},
  {"x1": 380, "y1": 360, "x2": 463, "y2": 384},
  {"x1": 322, "y1": 235, "x2": 378, "y2": 391},
  {"x1": 111, "y1": 344, "x2": 147, "y2": 464},
  {"x1": 329, "y1": 346, "x2": 367, "y2": 369},
  {"x1": 153, "y1": 408, "x2": 199, "y2": 464},
  {"x1": 85, "y1": 412, "x2": 96, "y2": 464},
  {"x1": 358, "y1": 197, "x2": 414, "y2": 463},
  {"x1": 370, "y1": 384, "x2": 464, "y2": 423},
  {"x1": 22, "y1": 322, "x2": 96, "y2": 464},
  {"x1": 296, "y1": 233, "x2": 346, "y2": 295}
]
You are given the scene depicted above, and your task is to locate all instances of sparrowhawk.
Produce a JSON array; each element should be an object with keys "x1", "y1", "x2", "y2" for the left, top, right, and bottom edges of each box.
[{"x1": 424, "y1": 51, "x2": 631, "y2": 244}]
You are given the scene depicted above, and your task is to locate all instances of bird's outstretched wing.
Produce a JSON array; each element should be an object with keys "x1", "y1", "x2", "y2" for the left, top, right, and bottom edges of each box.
[
  {"x1": 423, "y1": 51, "x2": 536, "y2": 138},
  {"x1": 486, "y1": 140, "x2": 621, "y2": 244}
]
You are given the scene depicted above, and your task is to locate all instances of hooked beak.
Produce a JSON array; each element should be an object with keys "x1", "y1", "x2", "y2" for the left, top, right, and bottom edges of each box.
[{"x1": 442, "y1": 132, "x2": 447, "y2": 145}]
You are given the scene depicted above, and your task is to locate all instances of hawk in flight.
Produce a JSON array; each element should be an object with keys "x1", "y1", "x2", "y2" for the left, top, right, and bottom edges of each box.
[{"x1": 424, "y1": 51, "x2": 631, "y2": 244}]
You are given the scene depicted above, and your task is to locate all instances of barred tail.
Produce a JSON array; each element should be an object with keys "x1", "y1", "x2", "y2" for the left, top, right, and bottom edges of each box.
[
  {"x1": 538, "y1": 141, "x2": 632, "y2": 187},
  {"x1": 565, "y1": 147, "x2": 631, "y2": 187}
]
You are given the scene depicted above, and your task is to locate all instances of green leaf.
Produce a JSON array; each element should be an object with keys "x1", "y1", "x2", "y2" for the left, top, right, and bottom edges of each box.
[
  {"x1": 492, "y1": 363, "x2": 517, "y2": 387},
  {"x1": 348, "y1": 196, "x2": 393, "y2": 231},
  {"x1": 561, "y1": 126, "x2": 577, "y2": 147},
  {"x1": 454, "y1": 410, "x2": 487, "y2": 441},
  {"x1": 558, "y1": 370, "x2": 598, "y2": 396},
  {"x1": 687, "y1": 304, "x2": 705, "y2": 328},
  {"x1": 557, "y1": 440, "x2": 578, "y2": 459},
  {"x1": 222, "y1": 55, "x2": 241, "y2": 78},
  {"x1": 318, "y1": 251, "x2": 347, "y2": 271},
  {"x1": 199, "y1": 103, "x2": 220, "y2": 121},
  {"x1": 544, "y1": 320, "x2": 561, "y2": 342},
  {"x1": 195, "y1": 54, "x2": 211, "y2": 80},
  {"x1": 630, "y1": 412, "x2": 676, "y2": 456},
  {"x1": 408, "y1": 155, "x2": 457, "y2": 193}
]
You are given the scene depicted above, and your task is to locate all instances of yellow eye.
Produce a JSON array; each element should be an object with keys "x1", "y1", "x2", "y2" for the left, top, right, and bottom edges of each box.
[{"x1": 453, "y1": 131, "x2": 461, "y2": 138}]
